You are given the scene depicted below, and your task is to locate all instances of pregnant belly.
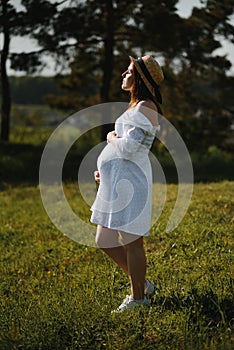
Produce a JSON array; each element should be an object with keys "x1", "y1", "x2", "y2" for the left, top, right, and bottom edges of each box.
[{"x1": 97, "y1": 143, "x2": 117, "y2": 169}]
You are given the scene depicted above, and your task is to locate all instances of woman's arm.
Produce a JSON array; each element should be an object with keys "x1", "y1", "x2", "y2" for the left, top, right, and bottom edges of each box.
[{"x1": 107, "y1": 126, "x2": 146, "y2": 160}]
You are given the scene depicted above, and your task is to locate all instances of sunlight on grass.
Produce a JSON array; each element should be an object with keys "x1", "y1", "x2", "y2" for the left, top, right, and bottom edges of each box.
[{"x1": 0, "y1": 182, "x2": 233, "y2": 349}]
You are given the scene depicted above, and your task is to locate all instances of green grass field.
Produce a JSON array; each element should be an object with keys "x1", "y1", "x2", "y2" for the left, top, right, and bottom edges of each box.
[{"x1": 0, "y1": 181, "x2": 233, "y2": 350}]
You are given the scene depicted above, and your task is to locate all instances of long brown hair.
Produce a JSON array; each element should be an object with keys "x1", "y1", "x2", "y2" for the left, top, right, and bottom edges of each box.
[{"x1": 129, "y1": 64, "x2": 163, "y2": 115}]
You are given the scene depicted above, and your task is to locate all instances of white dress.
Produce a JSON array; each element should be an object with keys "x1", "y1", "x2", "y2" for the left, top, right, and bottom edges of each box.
[{"x1": 90, "y1": 108, "x2": 160, "y2": 236}]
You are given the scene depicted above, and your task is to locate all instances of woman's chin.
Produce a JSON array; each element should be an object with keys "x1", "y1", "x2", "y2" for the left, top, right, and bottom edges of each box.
[{"x1": 121, "y1": 84, "x2": 130, "y2": 91}]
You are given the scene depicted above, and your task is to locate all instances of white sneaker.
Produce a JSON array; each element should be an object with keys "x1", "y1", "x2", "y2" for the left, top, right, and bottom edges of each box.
[
  {"x1": 144, "y1": 280, "x2": 155, "y2": 298},
  {"x1": 112, "y1": 295, "x2": 150, "y2": 313}
]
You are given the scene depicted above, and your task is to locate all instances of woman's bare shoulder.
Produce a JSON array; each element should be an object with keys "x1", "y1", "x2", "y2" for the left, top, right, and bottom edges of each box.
[
  {"x1": 136, "y1": 100, "x2": 158, "y2": 126},
  {"x1": 138, "y1": 100, "x2": 157, "y2": 110}
]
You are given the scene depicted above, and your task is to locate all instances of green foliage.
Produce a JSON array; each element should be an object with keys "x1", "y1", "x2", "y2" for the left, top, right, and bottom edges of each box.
[
  {"x1": 1, "y1": 125, "x2": 234, "y2": 184},
  {"x1": 10, "y1": 125, "x2": 53, "y2": 144},
  {"x1": 9, "y1": 76, "x2": 61, "y2": 105},
  {"x1": 41, "y1": 0, "x2": 234, "y2": 149},
  {"x1": 1, "y1": 0, "x2": 234, "y2": 149},
  {"x1": 0, "y1": 182, "x2": 233, "y2": 349},
  {"x1": 161, "y1": 63, "x2": 234, "y2": 152}
]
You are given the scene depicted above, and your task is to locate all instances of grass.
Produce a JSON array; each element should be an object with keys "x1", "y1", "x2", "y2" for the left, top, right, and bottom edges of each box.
[
  {"x1": 0, "y1": 124, "x2": 233, "y2": 348},
  {"x1": 0, "y1": 181, "x2": 233, "y2": 349}
]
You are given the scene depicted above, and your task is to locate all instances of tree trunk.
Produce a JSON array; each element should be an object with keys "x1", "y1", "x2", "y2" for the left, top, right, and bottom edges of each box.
[
  {"x1": 100, "y1": 0, "x2": 114, "y2": 140},
  {"x1": 1, "y1": 0, "x2": 11, "y2": 141}
]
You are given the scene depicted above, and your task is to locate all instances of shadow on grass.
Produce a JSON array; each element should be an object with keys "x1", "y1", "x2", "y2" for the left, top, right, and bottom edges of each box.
[
  {"x1": 0, "y1": 142, "x2": 43, "y2": 187},
  {"x1": 153, "y1": 288, "x2": 234, "y2": 330}
]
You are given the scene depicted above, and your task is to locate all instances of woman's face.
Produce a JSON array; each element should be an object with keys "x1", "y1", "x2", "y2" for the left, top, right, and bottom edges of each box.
[{"x1": 121, "y1": 63, "x2": 134, "y2": 91}]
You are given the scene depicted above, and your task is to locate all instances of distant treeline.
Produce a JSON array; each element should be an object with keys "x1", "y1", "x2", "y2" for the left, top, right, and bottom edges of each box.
[{"x1": 9, "y1": 76, "x2": 60, "y2": 105}]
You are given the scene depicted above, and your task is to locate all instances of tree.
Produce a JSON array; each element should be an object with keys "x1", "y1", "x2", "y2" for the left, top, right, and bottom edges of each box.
[
  {"x1": 165, "y1": 0, "x2": 234, "y2": 151},
  {"x1": 46, "y1": 0, "x2": 234, "y2": 149},
  {"x1": 42, "y1": 1, "x2": 183, "y2": 109},
  {"x1": 45, "y1": 0, "x2": 142, "y2": 107},
  {"x1": 1, "y1": 0, "x2": 233, "y2": 150},
  {"x1": 40, "y1": 0, "x2": 147, "y2": 138},
  {"x1": 0, "y1": 0, "x2": 14, "y2": 141},
  {"x1": 0, "y1": 0, "x2": 61, "y2": 141},
  {"x1": 132, "y1": 0, "x2": 185, "y2": 58}
]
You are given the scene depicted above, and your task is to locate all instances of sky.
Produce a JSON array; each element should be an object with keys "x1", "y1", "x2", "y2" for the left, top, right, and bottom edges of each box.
[{"x1": 1, "y1": 0, "x2": 234, "y2": 76}]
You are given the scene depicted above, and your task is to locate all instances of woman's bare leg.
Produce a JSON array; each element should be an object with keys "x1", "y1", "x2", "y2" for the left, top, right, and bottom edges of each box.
[
  {"x1": 120, "y1": 233, "x2": 146, "y2": 300},
  {"x1": 95, "y1": 225, "x2": 129, "y2": 274},
  {"x1": 96, "y1": 226, "x2": 147, "y2": 300}
]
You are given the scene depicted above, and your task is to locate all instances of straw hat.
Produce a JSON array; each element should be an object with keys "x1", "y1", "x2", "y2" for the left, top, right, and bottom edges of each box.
[{"x1": 130, "y1": 55, "x2": 164, "y2": 104}]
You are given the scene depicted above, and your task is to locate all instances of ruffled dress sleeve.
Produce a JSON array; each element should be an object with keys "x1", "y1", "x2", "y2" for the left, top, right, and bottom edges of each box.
[{"x1": 114, "y1": 110, "x2": 159, "y2": 160}]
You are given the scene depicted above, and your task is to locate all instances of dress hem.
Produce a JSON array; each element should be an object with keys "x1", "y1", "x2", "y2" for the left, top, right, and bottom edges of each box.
[{"x1": 89, "y1": 218, "x2": 149, "y2": 237}]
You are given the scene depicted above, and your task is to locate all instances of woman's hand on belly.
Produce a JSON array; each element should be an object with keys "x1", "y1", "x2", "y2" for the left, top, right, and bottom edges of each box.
[
  {"x1": 107, "y1": 130, "x2": 118, "y2": 145},
  {"x1": 94, "y1": 170, "x2": 100, "y2": 184}
]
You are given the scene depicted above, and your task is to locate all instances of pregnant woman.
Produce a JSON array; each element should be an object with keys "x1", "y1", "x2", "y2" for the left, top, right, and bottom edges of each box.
[{"x1": 90, "y1": 55, "x2": 164, "y2": 312}]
